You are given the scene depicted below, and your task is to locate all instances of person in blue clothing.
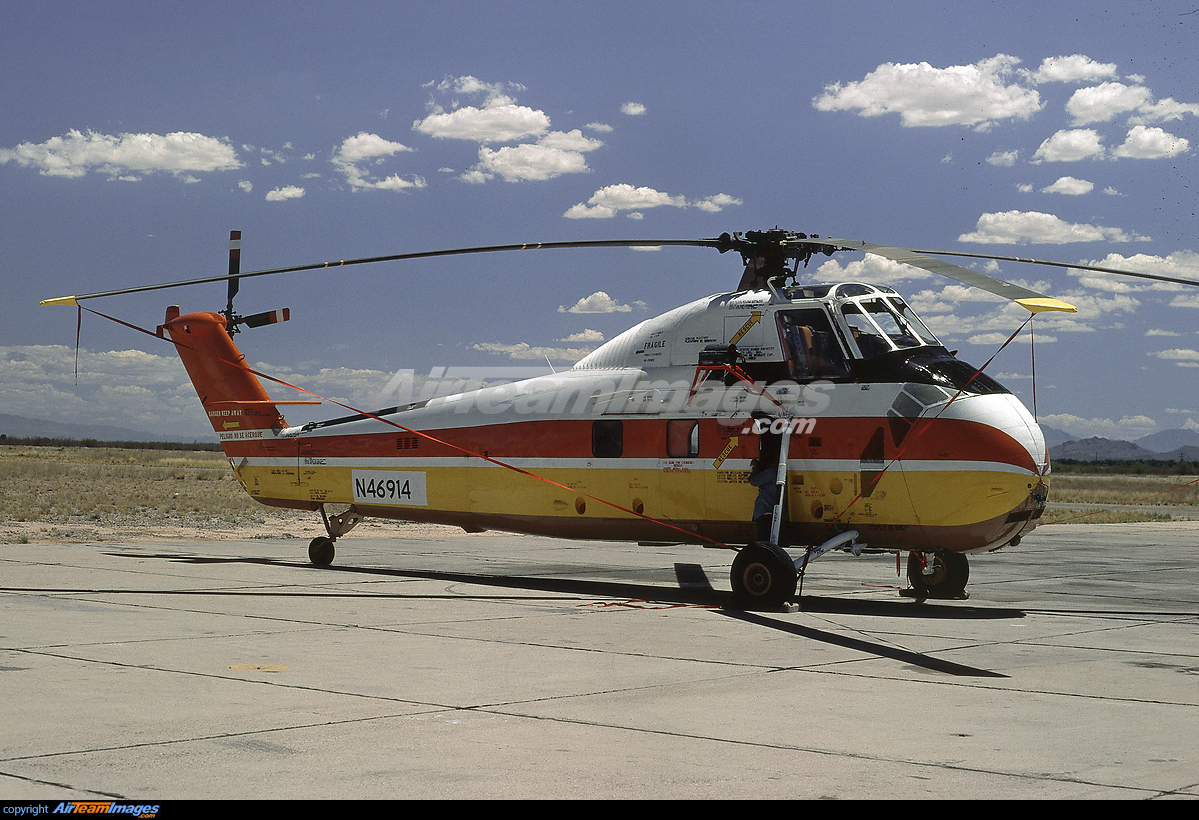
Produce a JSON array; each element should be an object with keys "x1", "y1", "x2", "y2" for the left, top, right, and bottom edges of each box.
[{"x1": 749, "y1": 427, "x2": 782, "y2": 542}]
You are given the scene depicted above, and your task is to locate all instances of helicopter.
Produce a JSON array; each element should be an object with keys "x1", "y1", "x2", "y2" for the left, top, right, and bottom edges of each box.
[{"x1": 39, "y1": 229, "x2": 1199, "y2": 608}]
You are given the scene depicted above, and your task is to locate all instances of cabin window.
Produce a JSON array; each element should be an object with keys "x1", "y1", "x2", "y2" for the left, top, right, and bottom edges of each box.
[
  {"x1": 666, "y1": 419, "x2": 699, "y2": 458},
  {"x1": 776, "y1": 309, "x2": 851, "y2": 380},
  {"x1": 592, "y1": 420, "x2": 623, "y2": 458}
]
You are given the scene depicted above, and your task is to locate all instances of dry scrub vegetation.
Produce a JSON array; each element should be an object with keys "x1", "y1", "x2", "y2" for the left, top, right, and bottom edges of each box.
[
  {"x1": 0, "y1": 444, "x2": 314, "y2": 543},
  {"x1": 1041, "y1": 473, "x2": 1199, "y2": 524},
  {"x1": 1049, "y1": 474, "x2": 1199, "y2": 506}
]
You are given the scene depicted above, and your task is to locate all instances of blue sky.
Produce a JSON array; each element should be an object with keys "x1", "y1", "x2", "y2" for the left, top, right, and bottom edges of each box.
[{"x1": 2, "y1": 1, "x2": 1198, "y2": 439}]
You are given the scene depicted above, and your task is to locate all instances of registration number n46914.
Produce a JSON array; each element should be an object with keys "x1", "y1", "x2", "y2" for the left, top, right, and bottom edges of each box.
[{"x1": 352, "y1": 470, "x2": 427, "y2": 505}]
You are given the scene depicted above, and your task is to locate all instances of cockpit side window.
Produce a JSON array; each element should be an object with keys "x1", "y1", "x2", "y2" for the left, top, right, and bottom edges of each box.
[
  {"x1": 775, "y1": 309, "x2": 851, "y2": 380},
  {"x1": 841, "y1": 304, "x2": 892, "y2": 359}
]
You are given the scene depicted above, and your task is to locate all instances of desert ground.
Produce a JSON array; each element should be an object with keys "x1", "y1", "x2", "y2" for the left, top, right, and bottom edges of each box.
[{"x1": 0, "y1": 444, "x2": 468, "y2": 544}]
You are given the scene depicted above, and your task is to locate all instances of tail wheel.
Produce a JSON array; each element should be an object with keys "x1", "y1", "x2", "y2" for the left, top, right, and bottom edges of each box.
[
  {"x1": 308, "y1": 536, "x2": 335, "y2": 567},
  {"x1": 907, "y1": 550, "x2": 969, "y2": 599},
  {"x1": 731, "y1": 543, "x2": 798, "y2": 609}
]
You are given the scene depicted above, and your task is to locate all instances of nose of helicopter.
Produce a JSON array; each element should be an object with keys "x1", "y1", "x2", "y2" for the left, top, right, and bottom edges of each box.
[
  {"x1": 1001, "y1": 394, "x2": 1052, "y2": 542},
  {"x1": 985, "y1": 393, "x2": 1050, "y2": 478},
  {"x1": 918, "y1": 391, "x2": 1050, "y2": 550}
]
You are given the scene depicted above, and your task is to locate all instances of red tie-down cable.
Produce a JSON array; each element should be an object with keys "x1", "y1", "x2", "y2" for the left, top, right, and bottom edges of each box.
[{"x1": 77, "y1": 306, "x2": 734, "y2": 550}]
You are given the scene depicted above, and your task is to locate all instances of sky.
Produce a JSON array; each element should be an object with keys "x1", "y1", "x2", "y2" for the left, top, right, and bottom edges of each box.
[{"x1": 1, "y1": 0, "x2": 1198, "y2": 441}]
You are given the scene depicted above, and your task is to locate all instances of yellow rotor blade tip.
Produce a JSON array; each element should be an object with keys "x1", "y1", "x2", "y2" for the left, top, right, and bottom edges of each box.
[
  {"x1": 1015, "y1": 297, "x2": 1077, "y2": 314},
  {"x1": 39, "y1": 295, "x2": 80, "y2": 307}
]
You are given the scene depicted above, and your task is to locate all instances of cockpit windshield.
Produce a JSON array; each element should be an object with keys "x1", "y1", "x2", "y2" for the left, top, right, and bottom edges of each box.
[
  {"x1": 889, "y1": 298, "x2": 940, "y2": 346},
  {"x1": 841, "y1": 303, "x2": 891, "y2": 359},
  {"x1": 862, "y1": 299, "x2": 921, "y2": 349},
  {"x1": 840, "y1": 296, "x2": 941, "y2": 359}
]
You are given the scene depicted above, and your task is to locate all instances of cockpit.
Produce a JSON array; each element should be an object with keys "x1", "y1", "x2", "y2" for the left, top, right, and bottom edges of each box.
[
  {"x1": 829, "y1": 286, "x2": 941, "y2": 360},
  {"x1": 740, "y1": 282, "x2": 1009, "y2": 395},
  {"x1": 763, "y1": 282, "x2": 941, "y2": 373},
  {"x1": 576, "y1": 280, "x2": 1011, "y2": 396}
]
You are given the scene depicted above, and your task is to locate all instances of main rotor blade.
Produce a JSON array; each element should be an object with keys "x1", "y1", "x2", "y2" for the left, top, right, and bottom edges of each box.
[
  {"x1": 819, "y1": 238, "x2": 1077, "y2": 314},
  {"x1": 40, "y1": 238, "x2": 718, "y2": 306},
  {"x1": 39, "y1": 228, "x2": 1195, "y2": 311},
  {"x1": 910, "y1": 248, "x2": 1199, "y2": 289}
]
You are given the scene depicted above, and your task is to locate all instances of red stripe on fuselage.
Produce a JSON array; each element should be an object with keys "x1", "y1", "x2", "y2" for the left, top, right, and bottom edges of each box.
[{"x1": 220, "y1": 415, "x2": 1036, "y2": 471}]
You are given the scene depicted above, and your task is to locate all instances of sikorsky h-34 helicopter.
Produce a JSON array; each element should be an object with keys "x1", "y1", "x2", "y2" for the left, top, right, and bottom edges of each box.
[{"x1": 39, "y1": 229, "x2": 1199, "y2": 608}]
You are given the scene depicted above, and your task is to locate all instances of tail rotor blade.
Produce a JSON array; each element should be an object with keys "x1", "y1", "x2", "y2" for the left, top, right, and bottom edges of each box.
[
  {"x1": 226, "y1": 230, "x2": 241, "y2": 316},
  {"x1": 234, "y1": 308, "x2": 290, "y2": 329}
]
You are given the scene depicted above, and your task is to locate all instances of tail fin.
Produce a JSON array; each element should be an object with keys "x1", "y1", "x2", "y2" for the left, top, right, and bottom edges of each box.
[{"x1": 162, "y1": 306, "x2": 288, "y2": 438}]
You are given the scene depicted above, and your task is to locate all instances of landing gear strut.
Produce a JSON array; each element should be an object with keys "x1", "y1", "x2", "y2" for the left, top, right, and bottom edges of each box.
[
  {"x1": 308, "y1": 505, "x2": 363, "y2": 567},
  {"x1": 906, "y1": 550, "x2": 970, "y2": 599},
  {"x1": 730, "y1": 543, "x2": 798, "y2": 609}
]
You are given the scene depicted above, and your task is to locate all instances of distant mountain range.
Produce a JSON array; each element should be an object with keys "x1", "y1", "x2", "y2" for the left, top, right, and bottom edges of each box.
[
  {"x1": 1043, "y1": 424, "x2": 1199, "y2": 462},
  {"x1": 1135, "y1": 427, "x2": 1199, "y2": 453},
  {"x1": 0, "y1": 413, "x2": 185, "y2": 443},
  {"x1": 1038, "y1": 425, "x2": 1078, "y2": 449},
  {"x1": 1050, "y1": 438, "x2": 1199, "y2": 462}
]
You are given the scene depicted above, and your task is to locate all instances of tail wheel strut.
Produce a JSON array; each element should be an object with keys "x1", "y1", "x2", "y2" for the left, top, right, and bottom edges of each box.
[{"x1": 308, "y1": 505, "x2": 363, "y2": 567}]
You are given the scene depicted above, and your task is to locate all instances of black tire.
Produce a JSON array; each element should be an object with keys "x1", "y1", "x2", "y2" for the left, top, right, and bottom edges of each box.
[
  {"x1": 730, "y1": 543, "x2": 798, "y2": 609},
  {"x1": 308, "y1": 536, "x2": 335, "y2": 566},
  {"x1": 907, "y1": 550, "x2": 969, "y2": 598}
]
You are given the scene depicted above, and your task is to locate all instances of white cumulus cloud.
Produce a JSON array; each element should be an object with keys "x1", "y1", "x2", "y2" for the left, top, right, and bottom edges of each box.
[
  {"x1": 1041, "y1": 176, "x2": 1094, "y2": 195},
  {"x1": 471, "y1": 144, "x2": 589, "y2": 182},
  {"x1": 564, "y1": 183, "x2": 740, "y2": 219},
  {"x1": 331, "y1": 132, "x2": 424, "y2": 191},
  {"x1": 560, "y1": 329, "x2": 605, "y2": 343},
  {"x1": 472, "y1": 341, "x2": 596, "y2": 363},
  {"x1": 1032, "y1": 129, "x2": 1106, "y2": 162},
  {"x1": 557, "y1": 291, "x2": 642, "y2": 314},
  {"x1": 1149, "y1": 348, "x2": 1199, "y2": 364},
  {"x1": 0, "y1": 129, "x2": 241, "y2": 180},
  {"x1": 812, "y1": 54, "x2": 1042, "y2": 129},
  {"x1": 414, "y1": 99, "x2": 550, "y2": 143},
  {"x1": 265, "y1": 185, "x2": 305, "y2": 201},
  {"x1": 1111, "y1": 125, "x2": 1190, "y2": 159},
  {"x1": 1027, "y1": 55, "x2": 1119, "y2": 85},
  {"x1": 958, "y1": 210, "x2": 1146, "y2": 244},
  {"x1": 1083, "y1": 251, "x2": 1199, "y2": 288},
  {"x1": 464, "y1": 130, "x2": 603, "y2": 183},
  {"x1": 1128, "y1": 97, "x2": 1199, "y2": 125},
  {"x1": 1038, "y1": 413, "x2": 1158, "y2": 439},
  {"x1": 1066, "y1": 81, "x2": 1154, "y2": 125}
]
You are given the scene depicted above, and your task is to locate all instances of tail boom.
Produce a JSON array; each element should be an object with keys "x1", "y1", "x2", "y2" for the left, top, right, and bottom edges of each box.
[{"x1": 163, "y1": 306, "x2": 287, "y2": 439}]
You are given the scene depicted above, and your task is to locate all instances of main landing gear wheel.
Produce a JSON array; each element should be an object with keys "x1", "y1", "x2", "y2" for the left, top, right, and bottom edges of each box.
[
  {"x1": 308, "y1": 536, "x2": 336, "y2": 567},
  {"x1": 907, "y1": 550, "x2": 969, "y2": 599},
  {"x1": 730, "y1": 543, "x2": 798, "y2": 609}
]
